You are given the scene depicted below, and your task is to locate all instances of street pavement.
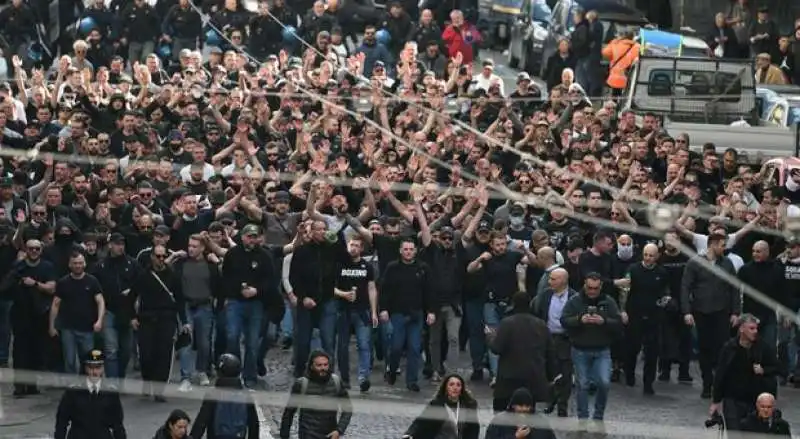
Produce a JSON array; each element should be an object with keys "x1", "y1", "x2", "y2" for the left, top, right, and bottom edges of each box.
[{"x1": 3, "y1": 341, "x2": 800, "y2": 439}]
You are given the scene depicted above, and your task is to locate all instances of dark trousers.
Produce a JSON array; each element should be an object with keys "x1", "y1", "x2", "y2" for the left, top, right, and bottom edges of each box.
[
  {"x1": 625, "y1": 315, "x2": 660, "y2": 386},
  {"x1": 722, "y1": 398, "x2": 754, "y2": 431},
  {"x1": 696, "y1": 311, "x2": 730, "y2": 389},
  {"x1": 11, "y1": 309, "x2": 52, "y2": 392},
  {"x1": 138, "y1": 313, "x2": 176, "y2": 396},
  {"x1": 551, "y1": 335, "x2": 573, "y2": 411},
  {"x1": 659, "y1": 311, "x2": 693, "y2": 376}
]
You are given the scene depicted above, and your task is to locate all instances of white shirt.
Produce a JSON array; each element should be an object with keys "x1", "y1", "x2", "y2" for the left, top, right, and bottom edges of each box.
[
  {"x1": 472, "y1": 72, "x2": 504, "y2": 95},
  {"x1": 87, "y1": 379, "x2": 102, "y2": 394}
]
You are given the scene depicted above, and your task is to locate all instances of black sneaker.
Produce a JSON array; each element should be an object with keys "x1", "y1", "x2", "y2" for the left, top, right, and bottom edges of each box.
[
  {"x1": 257, "y1": 361, "x2": 267, "y2": 378},
  {"x1": 643, "y1": 384, "x2": 655, "y2": 395},
  {"x1": 154, "y1": 395, "x2": 167, "y2": 403},
  {"x1": 385, "y1": 371, "x2": 397, "y2": 385},
  {"x1": 360, "y1": 380, "x2": 371, "y2": 392},
  {"x1": 407, "y1": 383, "x2": 421, "y2": 392},
  {"x1": 658, "y1": 373, "x2": 670, "y2": 383},
  {"x1": 422, "y1": 365, "x2": 433, "y2": 379},
  {"x1": 610, "y1": 369, "x2": 621, "y2": 383},
  {"x1": 470, "y1": 370, "x2": 484, "y2": 382},
  {"x1": 625, "y1": 376, "x2": 635, "y2": 387},
  {"x1": 557, "y1": 408, "x2": 569, "y2": 417}
]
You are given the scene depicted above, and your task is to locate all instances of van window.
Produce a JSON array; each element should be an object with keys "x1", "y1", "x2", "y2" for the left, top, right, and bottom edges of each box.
[{"x1": 645, "y1": 69, "x2": 743, "y2": 102}]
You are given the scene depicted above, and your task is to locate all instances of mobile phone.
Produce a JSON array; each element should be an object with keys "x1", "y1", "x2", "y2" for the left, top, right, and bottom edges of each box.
[{"x1": 587, "y1": 306, "x2": 598, "y2": 314}]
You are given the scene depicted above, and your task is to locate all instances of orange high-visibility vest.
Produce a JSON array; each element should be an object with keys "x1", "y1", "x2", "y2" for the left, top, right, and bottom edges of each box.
[{"x1": 602, "y1": 39, "x2": 640, "y2": 89}]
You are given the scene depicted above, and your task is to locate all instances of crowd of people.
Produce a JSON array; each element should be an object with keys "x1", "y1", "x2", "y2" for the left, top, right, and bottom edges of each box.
[{"x1": 0, "y1": 0, "x2": 798, "y2": 438}]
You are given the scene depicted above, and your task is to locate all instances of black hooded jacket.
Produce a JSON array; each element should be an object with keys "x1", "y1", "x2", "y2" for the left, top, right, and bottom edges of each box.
[
  {"x1": 190, "y1": 377, "x2": 260, "y2": 439},
  {"x1": 279, "y1": 352, "x2": 353, "y2": 439},
  {"x1": 485, "y1": 389, "x2": 556, "y2": 439},
  {"x1": 560, "y1": 290, "x2": 622, "y2": 350},
  {"x1": 740, "y1": 409, "x2": 792, "y2": 436}
]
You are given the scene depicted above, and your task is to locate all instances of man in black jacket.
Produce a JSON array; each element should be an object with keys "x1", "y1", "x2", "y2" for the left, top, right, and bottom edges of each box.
[
  {"x1": 738, "y1": 241, "x2": 786, "y2": 350},
  {"x1": 221, "y1": 224, "x2": 281, "y2": 389},
  {"x1": 280, "y1": 350, "x2": 353, "y2": 439},
  {"x1": 740, "y1": 392, "x2": 792, "y2": 436},
  {"x1": 380, "y1": 238, "x2": 436, "y2": 392},
  {"x1": 488, "y1": 291, "x2": 557, "y2": 413},
  {"x1": 92, "y1": 233, "x2": 140, "y2": 380},
  {"x1": 681, "y1": 233, "x2": 741, "y2": 398},
  {"x1": 570, "y1": 8, "x2": 591, "y2": 92},
  {"x1": 710, "y1": 314, "x2": 780, "y2": 431},
  {"x1": 290, "y1": 220, "x2": 347, "y2": 378},
  {"x1": 560, "y1": 273, "x2": 622, "y2": 422}
]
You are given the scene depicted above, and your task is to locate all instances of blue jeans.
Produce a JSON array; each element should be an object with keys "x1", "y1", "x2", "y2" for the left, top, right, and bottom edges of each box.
[
  {"x1": 294, "y1": 300, "x2": 338, "y2": 377},
  {"x1": 337, "y1": 306, "x2": 373, "y2": 384},
  {"x1": 572, "y1": 347, "x2": 612, "y2": 420},
  {"x1": 102, "y1": 311, "x2": 133, "y2": 379},
  {"x1": 224, "y1": 300, "x2": 264, "y2": 386},
  {"x1": 61, "y1": 329, "x2": 95, "y2": 375},
  {"x1": 280, "y1": 298, "x2": 294, "y2": 339},
  {"x1": 464, "y1": 298, "x2": 486, "y2": 371},
  {"x1": 483, "y1": 302, "x2": 505, "y2": 376},
  {"x1": 0, "y1": 300, "x2": 11, "y2": 365},
  {"x1": 388, "y1": 311, "x2": 424, "y2": 387},
  {"x1": 180, "y1": 304, "x2": 214, "y2": 381}
]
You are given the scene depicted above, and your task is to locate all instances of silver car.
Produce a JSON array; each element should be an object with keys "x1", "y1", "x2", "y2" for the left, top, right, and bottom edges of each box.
[{"x1": 507, "y1": 0, "x2": 552, "y2": 74}]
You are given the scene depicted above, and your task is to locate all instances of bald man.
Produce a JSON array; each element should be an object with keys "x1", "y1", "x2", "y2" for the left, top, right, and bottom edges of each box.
[
  {"x1": 532, "y1": 268, "x2": 578, "y2": 416},
  {"x1": 739, "y1": 393, "x2": 792, "y2": 436},
  {"x1": 620, "y1": 243, "x2": 668, "y2": 395},
  {"x1": 535, "y1": 247, "x2": 559, "y2": 298},
  {"x1": 10, "y1": 239, "x2": 57, "y2": 396},
  {"x1": 737, "y1": 240, "x2": 785, "y2": 349}
]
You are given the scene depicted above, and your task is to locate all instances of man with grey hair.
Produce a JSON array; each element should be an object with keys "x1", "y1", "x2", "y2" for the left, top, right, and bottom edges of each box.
[
  {"x1": 533, "y1": 267, "x2": 577, "y2": 417},
  {"x1": 740, "y1": 392, "x2": 792, "y2": 435},
  {"x1": 710, "y1": 313, "x2": 779, "y2": 431}
]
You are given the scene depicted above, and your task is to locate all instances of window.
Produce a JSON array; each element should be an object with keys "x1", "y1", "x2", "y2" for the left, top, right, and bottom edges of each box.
[{"x1": 646, "y1": 69, "x2": 742, "y2": 102}]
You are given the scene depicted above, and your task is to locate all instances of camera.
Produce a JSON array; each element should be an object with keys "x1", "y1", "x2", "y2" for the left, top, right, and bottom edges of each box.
[{"x1": 705, "y1": 412, "x2": 724, "y2": 428}]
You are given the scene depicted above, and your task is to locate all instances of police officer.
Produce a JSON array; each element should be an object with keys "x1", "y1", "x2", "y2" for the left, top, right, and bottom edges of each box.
[
  {"x1": 54, "y1": 350, "x2": 127, "y2": 439},
  {"x1": 191, "y1": 354, "x2": 260, "y2": 438}
]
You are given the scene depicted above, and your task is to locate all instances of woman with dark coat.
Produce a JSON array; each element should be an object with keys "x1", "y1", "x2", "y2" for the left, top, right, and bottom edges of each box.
[
  {"x1": 153, "y1": 409, "x2": 192, "y2": 439},
  {"x1": 402, "y1": 373, "x2": 480, "y2": 439}
]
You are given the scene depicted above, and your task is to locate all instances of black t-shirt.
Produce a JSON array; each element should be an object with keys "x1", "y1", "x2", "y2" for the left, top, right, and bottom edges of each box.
[
  {"x1": 484, "y1": 251, "x2": 524, "y2": 301},
  {"x1": 14, "y1": 259, "x2": 57, "y2": 314},
  {"x1": 335, "y1": 257, "x2": 375, "y2": 310},
  {"x1": 374, "y1": 235, "x2": 402, "y2": 277},
  {"x1": 56, "y1": 273, "x2": 103, "y2": 331}
]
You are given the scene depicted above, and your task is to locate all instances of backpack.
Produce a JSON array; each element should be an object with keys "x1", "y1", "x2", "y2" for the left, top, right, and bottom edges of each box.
[
  {"x1": 298, "y1": 374, "x2": 343, "y2": 396},
  {"x1": 213, "y1": 400, "x2": 248, "y2": 438}
]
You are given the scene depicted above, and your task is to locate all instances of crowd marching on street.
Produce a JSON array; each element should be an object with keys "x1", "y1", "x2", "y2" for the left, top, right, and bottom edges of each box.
[{"x1": 0, "y1": 0, "x2": 800, "y2": 438}]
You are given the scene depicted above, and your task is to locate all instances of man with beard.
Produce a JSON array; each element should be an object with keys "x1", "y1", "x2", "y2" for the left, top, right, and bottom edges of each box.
[
  {"x1": 170, "y1": 192, "x2": 214, "y2": 251},
  {"x1": 130, "y1": 244, "x2": 188, "y2": 402},
  {"x1": 49, "y1": 252, "x2": 105, "y2": 376},
  {"x1": 241, "y1": 190, "x2": 301, "y2": 247},
  {"x1": 619, "y1": 244, "x2": 668, "y2": 395},
  {"x1": 658, "y1": 232, "x2": 692, "y2": 383},
  {"x1": 280, "y1": 350, "x2": 353, "y2": 439},
  {"x1": 6, "y1": 239, "x2": 57, "y2": 396},
  {"x1": 221, "y1": 224, "x2": 281, "y2": 389}
]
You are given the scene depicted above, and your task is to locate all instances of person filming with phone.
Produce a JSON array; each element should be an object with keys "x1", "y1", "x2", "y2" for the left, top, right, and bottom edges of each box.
[{"x1": 560, "y1": 272, "x2": 622, "y2": 426}]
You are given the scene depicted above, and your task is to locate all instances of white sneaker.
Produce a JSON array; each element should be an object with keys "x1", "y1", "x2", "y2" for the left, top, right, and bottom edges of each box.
[
  {"x1": 178, "y1": 380, "x2": 192, "y2": 392},
  {"x1": 198, "y1": 373, "x2": 211, "y2": 386}
]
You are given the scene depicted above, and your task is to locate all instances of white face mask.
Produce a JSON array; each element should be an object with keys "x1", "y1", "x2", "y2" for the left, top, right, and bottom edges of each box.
[{"x1": 617, "y1": 244, "x2": 634, "y2": 260}]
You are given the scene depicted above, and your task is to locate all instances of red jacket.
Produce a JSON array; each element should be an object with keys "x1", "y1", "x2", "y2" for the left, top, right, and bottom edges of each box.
[{"x1": 442, "y1": 24, "x2": 479, "y2": 65}]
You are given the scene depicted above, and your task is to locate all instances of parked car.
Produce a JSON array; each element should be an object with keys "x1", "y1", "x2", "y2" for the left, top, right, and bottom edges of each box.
[
  {"x1": 538, "y1": 0, "x2": 647, "y2": 76},
  {"x1": 505, "y1": 0, "x2": 552, "y2": 73}
]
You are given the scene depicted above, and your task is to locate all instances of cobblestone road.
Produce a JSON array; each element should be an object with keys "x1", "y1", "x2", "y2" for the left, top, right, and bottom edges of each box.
[{"x1": 2, "y1": 345, "x2": 799, "y2": 439}]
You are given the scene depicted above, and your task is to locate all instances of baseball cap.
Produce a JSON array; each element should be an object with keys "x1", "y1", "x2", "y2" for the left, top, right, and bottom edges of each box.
[
  {"x1": 153, "y1": 225, "x2": 171, "y2": 236},
  {"x1": 477, "y1": 220, "x2": 491, "y2": 232},
  {"x1": 242, "y1": 224, "x2": 261, "y2": 236},
  {"x1": 109, "y1": 232, "x2": 125, "y2": 244},
  {"x1": 517, "y1": 72, "x2": 532, "y2": 83}
]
